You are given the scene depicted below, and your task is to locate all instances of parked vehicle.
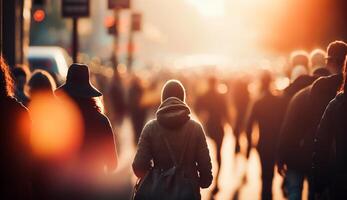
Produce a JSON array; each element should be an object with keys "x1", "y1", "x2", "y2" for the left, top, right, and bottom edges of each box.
[{"x1": 28, "y1": 46, "x2": 71, "y2": 85}]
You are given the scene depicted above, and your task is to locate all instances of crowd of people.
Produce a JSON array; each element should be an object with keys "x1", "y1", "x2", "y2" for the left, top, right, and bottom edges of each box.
[{"x1": 1, "y1": 40, "x2": 347, "y2": 200}]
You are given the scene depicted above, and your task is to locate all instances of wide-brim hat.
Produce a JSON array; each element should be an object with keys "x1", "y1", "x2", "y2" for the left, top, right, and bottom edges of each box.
[{"x1": 56, "y1": 63, "x2": 102, "y2": 98}]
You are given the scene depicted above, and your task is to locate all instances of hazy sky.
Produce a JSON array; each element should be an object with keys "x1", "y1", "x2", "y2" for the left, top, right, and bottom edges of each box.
[{"x1": 130, "y1": 0, "x2": 289, "y2": 68}]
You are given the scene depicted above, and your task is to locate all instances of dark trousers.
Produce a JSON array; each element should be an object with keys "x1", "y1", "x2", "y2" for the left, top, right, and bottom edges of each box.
[
  {"x1": 259, "y1": 153, "x2": 275, "y2": 200},
  {"x1": 207, "y1": 125, "x2": 224, "y2": 189}
]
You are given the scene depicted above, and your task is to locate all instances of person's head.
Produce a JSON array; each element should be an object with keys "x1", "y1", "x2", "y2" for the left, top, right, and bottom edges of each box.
[
  {"x1": 0, "y1": 56, "x2": 14, "y2": 97},
  {"x1": 12, "y1": 66, "x2": 29, "y2": 90},
  {"x1": 290, "y1": 50, "x2": 310, "y2": 71},
  {"x1": 260, "y1": 70, "x2": 272, "y2": 91},
  {"x1": 310, "y1": 48, "x2": 326, "y2": 69},
  {"x1": 28, "y1": 70, "x2": 57, "y2": 95},
  {"x1": 161, "y1": 79, "x2": 185, "y2": 102},
  {"x1": 326, "y1": 40, "x2": 347, "y2": 74}
]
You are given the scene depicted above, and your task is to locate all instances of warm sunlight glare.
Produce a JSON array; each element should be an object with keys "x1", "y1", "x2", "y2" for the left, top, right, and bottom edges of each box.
[{"x1": 29, "y1": 92, "x2": 83, "y2": 159}]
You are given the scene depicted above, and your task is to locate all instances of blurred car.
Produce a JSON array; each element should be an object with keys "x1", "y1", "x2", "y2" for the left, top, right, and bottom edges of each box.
[{"x1": 28, "y1": 46, "x2": 71, "y2": 86}]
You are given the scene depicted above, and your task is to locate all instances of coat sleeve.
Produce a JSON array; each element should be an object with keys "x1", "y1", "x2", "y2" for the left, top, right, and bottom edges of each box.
[
  {"x1": 195, "y1": 123, "x2": 213, "y2": 188},
  {"x1": 132, "y1": 122, "x2": 153, "y2": 178},
  {"x1": 313, "y1": 100, "x2": 336, "y2": 193}
]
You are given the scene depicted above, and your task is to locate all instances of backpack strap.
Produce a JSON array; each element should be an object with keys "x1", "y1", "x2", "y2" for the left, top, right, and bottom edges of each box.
[
  {"x1": 157, "y1": 121, "x2": 191, "y2": 167},
  {"x1": 178, "y1": 123, "x2": 194, "y2": 167}
]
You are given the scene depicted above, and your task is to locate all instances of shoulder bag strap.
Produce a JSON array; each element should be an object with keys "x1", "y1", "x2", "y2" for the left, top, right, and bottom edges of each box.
[{"x1": 178, "y1": 122, "x2": 194, "y2": 167}]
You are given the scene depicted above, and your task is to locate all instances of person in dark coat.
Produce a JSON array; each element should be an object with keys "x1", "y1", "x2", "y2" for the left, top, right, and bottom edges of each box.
[
  {"x1": 232, "y1": 77, "x2": 250, "y2": 154},
  {"x1": 0, "y1": 56, "x2": 32, "y2": 200},
  {"x1": 55, "y1": 63, "x2": 118, "y2": 199},
  {"x1": 246, "y1": 71, "x2": 285, "y2": 200},
  {"x1": 128, "y1": 74, "x2": 147, "y2": 145},
  {"x1": 132, "y1": 80, "x2": 213, "y2": 199},
  {"x1": 313, "y1": 64, "x2": 347, "y2": 199},
  {"x1": 12, "y1": 66, "x2": 30, "y2": 106},
  {"x1": 278, "y1": 40, "x2": 347, "y2": 200},
  {"x1": 195, "y1": 76, "x2": 230, "y2": 195}
]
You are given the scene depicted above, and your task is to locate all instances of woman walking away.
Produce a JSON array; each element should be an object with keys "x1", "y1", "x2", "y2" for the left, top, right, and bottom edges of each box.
[
  {"x1": 0, "y1": 56, "x2": 31, "y2": 200},
  {"x1": 132, "y1": 80, "x2": 213, "y2": 200},
  {"x1": 55, "y1": 63, "x2": 118, "y2": 199}
]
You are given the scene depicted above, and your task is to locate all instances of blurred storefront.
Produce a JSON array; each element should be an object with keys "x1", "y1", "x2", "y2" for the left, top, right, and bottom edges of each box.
[{"x1": 1, "y1": 0, "x2": 31, "y2": 67}]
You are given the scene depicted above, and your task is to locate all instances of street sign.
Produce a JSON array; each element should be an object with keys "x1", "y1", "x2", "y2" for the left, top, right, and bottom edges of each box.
[
  {"x1": 108, "y1": 0, "x2": 130, "y2": 9},
  {"x1": 131, "y1": 13, "x2": 142, "y2": 31},
  {"x1": 62, "y1": 0, "x2": 90, "y2": 18}
]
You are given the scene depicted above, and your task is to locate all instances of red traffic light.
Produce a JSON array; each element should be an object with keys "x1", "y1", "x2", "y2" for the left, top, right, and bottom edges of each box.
[{"x1": 33, "y1": 9, "x2": 45, "y2": 22}]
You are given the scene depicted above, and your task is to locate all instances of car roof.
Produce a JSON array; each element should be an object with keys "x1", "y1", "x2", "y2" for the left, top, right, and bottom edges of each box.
[{"x1": 28, "y1": 46, "x2": 70, "y2": 77}]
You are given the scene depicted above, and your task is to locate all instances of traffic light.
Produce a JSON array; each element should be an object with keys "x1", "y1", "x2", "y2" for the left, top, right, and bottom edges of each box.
[{"x1": 33, "y1": 9, "x2": 46, "y2": 22}]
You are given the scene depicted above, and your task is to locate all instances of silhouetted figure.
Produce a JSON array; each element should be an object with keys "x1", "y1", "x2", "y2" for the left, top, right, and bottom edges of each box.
[
  {"x1": 128, "y1": 74, "x2": 147, "y2": 145},
  {"x1": 0, "y1": 57, "x2": 32, "y2": 199},
  {"x1": 232, "y1": 77, "x2": 250, "y2": 154},
  {"x1": 195, "y1": 77, "x2": 229, "y2": 195},
  {"x1": 278, "y1": 41, "x2": 347, "y2": 200},
  {"x1": 313, "y1": 64, "x2": 347, "y2": 199},
  {"x1": 246, "y1": 71, "x2": 285, "y2": 200},
  {"x1": 29, "y1": 70, "x2": 57, "y2": 95},
  {"x1": 12, "y1": 66, "x2": 30, "y2": 106},
  {"x1": 109, "y1": 70, "x2": 126, "y2": 126},
  {"x1": 133, "y1": 80, "x2": 213, "y2": 199},
  {"x1": 277, "y1": 51, "x2": 322, "y2": 198},
  {"x1": 28, "y1": 70, "x2": 58, "y2": 199},
  {"x1": 55, "y1": 64, "x2": 118, "y2": 199}
]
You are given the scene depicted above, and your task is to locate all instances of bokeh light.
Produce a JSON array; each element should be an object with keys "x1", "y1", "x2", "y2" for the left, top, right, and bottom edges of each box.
[
  {"x1": 33, "y1": 9, "x2": 45, "y2": 22},
  {"x1": 28, "y1": 92, "x2": 83, "y2": 159}
]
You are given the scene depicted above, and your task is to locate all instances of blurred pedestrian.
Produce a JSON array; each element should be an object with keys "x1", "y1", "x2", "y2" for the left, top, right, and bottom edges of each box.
[
  {"x1": 232, "y1": 77, "x2": 250, "y2": 154},
  {"x1": 195, "y1": 76, "x2": 230, "y2": 195},
  {"x1": 128, "y1": 74, "x2": 147, "y2": 145},
  {"x1": 278, "y1": 40, "x2": 347, "y2": 200},
  {"x1": 12, "y1": 66, "x2": 30, "y2": 106},
  {"x1": 288, "y1": 50, "x2": 311, "y2": 76},
  {"x1": 283, "y1": 51, "x2": 314, "y2": 100},
  {"x1": 132, "y1": 80, "x2": 213, "y2": 200},
  {"x1": 109, "y1": 70, "x2": 126, "y2": 126},
  {"x1": 310, "y1": 48, "x2": 326, "y2": 70},
  {"x1": 28, "y1": 69, "x2": 56, "y2": 96},
  {"x1": 55, "y1": 63, "x2": 118, "y2": 199},
  {"x1": 27, "y1": 70, "x2": 58, "y2": 199},
  {"x1": 313, "y1": 58, "x2": 347, "y2": 200},
  {"x1": 246, "y1": 71, "x2": 285, "y2": 200},
  {"x1": 0, "y1": 56, "x2": 32, "y2": 199}
]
